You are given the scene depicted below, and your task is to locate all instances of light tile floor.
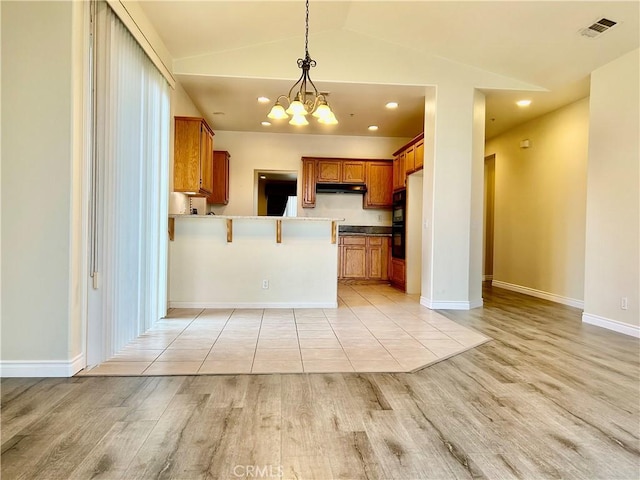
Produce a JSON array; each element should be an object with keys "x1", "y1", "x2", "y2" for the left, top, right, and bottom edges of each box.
[{"x1": 78, "y1": 284, "x2": 490, "y2": 376}]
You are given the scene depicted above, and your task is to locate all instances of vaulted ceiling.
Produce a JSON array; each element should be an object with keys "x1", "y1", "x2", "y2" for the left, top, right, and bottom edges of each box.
[{"x1": 136, "y1": 1, "x2": 639, "y2": 139}]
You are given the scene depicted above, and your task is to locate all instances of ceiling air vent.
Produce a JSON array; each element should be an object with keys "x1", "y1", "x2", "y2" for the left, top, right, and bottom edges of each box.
[{"x1": 580, "y1": 18, "x2": 618, "y2": 38}]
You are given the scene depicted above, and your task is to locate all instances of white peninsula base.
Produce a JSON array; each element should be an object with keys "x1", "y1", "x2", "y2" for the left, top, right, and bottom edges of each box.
[{"x1": 169, "y1": 215, "x2": 342, "y2": 308}]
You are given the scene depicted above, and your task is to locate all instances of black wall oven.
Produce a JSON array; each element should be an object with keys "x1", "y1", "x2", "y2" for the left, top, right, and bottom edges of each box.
[{"x1": 392, "y1": 190, "x2": 406, "y2": 259}]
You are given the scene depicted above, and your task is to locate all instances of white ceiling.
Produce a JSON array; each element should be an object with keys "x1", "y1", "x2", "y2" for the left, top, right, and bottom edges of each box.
[{"x1": 138, "y1": 1, "x2": 639, "y2": 139}]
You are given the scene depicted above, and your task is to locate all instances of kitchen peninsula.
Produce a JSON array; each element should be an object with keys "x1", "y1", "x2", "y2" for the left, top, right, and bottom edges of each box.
[{"x1": 168, "y1": 215, "x2": 343, "y2": 308}]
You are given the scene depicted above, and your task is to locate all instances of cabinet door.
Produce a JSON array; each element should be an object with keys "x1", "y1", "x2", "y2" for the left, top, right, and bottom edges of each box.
[
  {"x1": 340, "y1": 236, "x2": 367, "y2": 278},
  {"x1": 393, "y1": 153, "x2": 405, "y2": 191},
  {"x1": 342, "y1": 245, "x2": 367, "y2": 278},
  {"x1": 208, "y1": 150, "x2": 229, "y2": 204},
  {"x1": 174, "y1": 118, "x2": 201, "y2": 193},
  {"x1": 380, "y1": 237, "x2": 390, "y2": 281},
  {"x1": 342, "y1": 161, "x2": 366, "y2": 183},
  {"x1": 404, "y1": 145, "x2": 415, "y2": 174},
  {"x1": 317, "y1": 160, "x2": 341, "y2": 183},
  {"x1": 364, "y1": 161, "x2": 393, "y2": 208},
  {"x1": 392, "y1": 156, "x2": 398, "y2": 190},
  {"x1": 199, "y1": 123, "x2": 214, "y2": 195},
  {"x1": 390, "y1": 258, "x2": 406, "y2": 290},
  {"x1": 302, "y1": 158, "x2": 316, "y2": 208},
  {"x1": 415, "y1": 140, "x2": 424, "y2": 171},
  {"x1": 365, "y1": 237, "x2": 381, "y2": 280}
]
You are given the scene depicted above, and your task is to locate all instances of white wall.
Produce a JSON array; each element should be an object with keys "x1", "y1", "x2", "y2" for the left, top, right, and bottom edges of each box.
[
  {"x1": 583, "y1": 49, "x2": 639, "y2": 336},
  {"x1": 209, "y1": 131, "x2": 409, "y2": 225},
  {"x1": 1, "y1": 2, "x2": 84, "y2": 372},
  {"x1": 421, "y1": 83, "x2": 485, "y2": 309},
  {"x1": 485, "y1": 98, "x2": 589, "y2": 307}
]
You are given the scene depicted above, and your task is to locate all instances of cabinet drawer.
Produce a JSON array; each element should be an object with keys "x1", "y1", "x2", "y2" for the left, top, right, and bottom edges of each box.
[
  {"x1": 341, "y1": 236, "x2": 367, "y2": 245},
  {"x1": 367, "y1": 237, "x2": 384, "y2": 246}
]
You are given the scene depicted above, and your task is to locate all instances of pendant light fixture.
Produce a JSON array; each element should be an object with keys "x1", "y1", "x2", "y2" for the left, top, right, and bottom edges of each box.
[{"x1": 267, "y1": 0, "x2": 338, "y2": 126}]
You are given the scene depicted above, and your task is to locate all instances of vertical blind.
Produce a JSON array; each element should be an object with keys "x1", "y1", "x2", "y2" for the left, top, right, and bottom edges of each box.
[{"x1": 88, "y1": 1, "x2": 170, "y2": 363}]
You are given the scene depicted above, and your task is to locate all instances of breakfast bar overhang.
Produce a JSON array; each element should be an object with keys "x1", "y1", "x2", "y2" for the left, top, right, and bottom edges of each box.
[{"x1": 168, "y1": 215, "x2": 343, "y2": 308}]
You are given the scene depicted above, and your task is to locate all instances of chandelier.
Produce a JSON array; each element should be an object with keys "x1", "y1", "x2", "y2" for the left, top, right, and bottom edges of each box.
[{"x1": 267, "y1": 0, "x2": 338, "y2": 126}]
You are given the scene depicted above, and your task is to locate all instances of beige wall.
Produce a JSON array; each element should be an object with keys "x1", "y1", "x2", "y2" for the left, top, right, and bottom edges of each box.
[
  {"x1": 583, "y1": 49, "x2": 639, "y2": 333},
  {"x1": 485, "y1": 97, "x2": 590, "y2": 306},
  {"x1": 209, "y1": 131, "x2": 408, "y2": 225},
  {"x1": 1, "y1": 2, "x2": 82, "y2": 366}
]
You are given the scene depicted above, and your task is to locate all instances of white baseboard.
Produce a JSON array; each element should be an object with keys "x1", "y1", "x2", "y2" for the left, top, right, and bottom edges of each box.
[
  {"x1": 169, "y1": 301, "x2": 338, "y2": 309},
  {"x1": 0, "y1": 353, "x2": 85, "y2": 378},
  {"x1": 491, "y1": 280, "x2": 584, "y2": 309},
  {"x1": 420, "y1": 297, "x2": 483, "y2": 310},
  {"x1": 582, "y1": 313, "x2": 640, "y2": 338}
]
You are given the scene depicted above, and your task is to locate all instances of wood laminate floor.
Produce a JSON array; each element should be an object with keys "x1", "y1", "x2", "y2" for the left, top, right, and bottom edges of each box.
[{"x1": 2, "y1": 285, "x2": 639, "y2": 480}]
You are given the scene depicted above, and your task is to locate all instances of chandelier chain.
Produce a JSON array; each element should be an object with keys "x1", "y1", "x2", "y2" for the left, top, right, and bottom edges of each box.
[
  {"x1": 266, "y1": 0, "x2": 338, "y2": 125},
  {"x1": 304, "y1": 0, "x2": 310, "y2": 58}
]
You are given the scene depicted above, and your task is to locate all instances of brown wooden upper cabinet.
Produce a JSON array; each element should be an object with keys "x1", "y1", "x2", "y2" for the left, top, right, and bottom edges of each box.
[
  {"x1": 415, "y1": 139, "x2": 424, "y2": 170},
  {"x1": 302, "y1": 157, "x2": 393, "y2": 209},
  {"x1": 392, "y1": 152, "x2": 405, "y2": 191},
  {"x1": 364, "y1": 161, "x2": 393, "y2": 208},
  {"x1": 174, "y1": 116, "x2": 214, "y2": 196},
  {"x1": 392, "y1": 132, "x2": 424, "y2": 191},
  {"x1": 207, "y1": 150, "x2": 230, "y2": 205},
  {"x1": 404, "y1": 145, "x2": 415, "y2": 173},
  {"x1": 317, "y1": 159, "x2": 366, "y2": 183},
  {"x1": 302, "y1": 158, "x2": 316, "y2": 208}
]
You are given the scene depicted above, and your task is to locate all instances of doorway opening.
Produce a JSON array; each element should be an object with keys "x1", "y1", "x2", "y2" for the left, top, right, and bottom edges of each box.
[
  {"x1": 484, "y1": 154, "x2": 496, "y2": 281},
  {"x1": 255, "y1": 170, "x2": 298, "y2": 216},
  {"x1": 406, "y1": 171, "x2": 423, "y2": 294}
]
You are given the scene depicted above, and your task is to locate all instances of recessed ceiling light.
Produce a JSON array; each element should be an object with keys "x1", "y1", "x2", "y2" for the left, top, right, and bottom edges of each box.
[
  {"x1": 261, "y1": 121, "x2": 271, "y2": 126},
  {"x1": 257, "y1": 96, "x2": 270, "y2": 103},
  {"x1": 368, "y1": 125, "x2": 379, "y2": 131},
  {"x1": 385, "y1": 102, "x2": 398, "y2": 109},
  {"x1": 516, "y1": 99, "x2": 532, "y2": 107}
]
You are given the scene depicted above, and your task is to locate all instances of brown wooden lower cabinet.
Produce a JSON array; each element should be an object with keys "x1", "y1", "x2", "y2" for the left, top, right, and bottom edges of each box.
[
  {"x1": 338, "y1": 236, "x2": 389, "y2": 281},
  {"x1": 390, "y1": 257, "x2": 406, "y2": 291}
]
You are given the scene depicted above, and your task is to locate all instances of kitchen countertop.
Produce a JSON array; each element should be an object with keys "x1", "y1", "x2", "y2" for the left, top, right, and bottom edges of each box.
[
  {"x1": 339, "y1": 225, "x2": 392, "y2": 236},
  {"x1": 170, "y1": 214, "x2": 344, "y2": 222}
]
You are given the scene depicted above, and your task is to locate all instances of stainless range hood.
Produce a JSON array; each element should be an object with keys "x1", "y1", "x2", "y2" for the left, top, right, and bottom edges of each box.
[{"x1": 316, "y1": 183, "x2": 367, "y2": 194}]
